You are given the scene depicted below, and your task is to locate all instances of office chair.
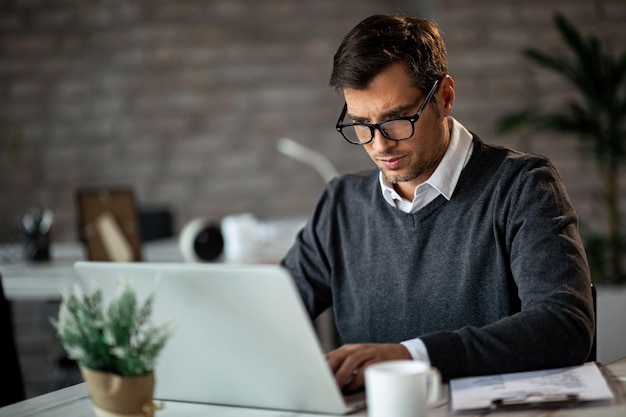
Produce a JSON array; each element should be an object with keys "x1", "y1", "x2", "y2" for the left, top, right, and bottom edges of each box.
[
  {"x1": 0, "y1": 273, "x2": 25, "y2": 406},
  {"x1": 587, "y1": 283, "x2": 597, "y2": 362}
]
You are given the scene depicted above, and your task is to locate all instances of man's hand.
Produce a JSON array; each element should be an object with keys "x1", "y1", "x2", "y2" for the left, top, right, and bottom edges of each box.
[{"x1": 325, "y1": 343, "x2": 412, "y2": 392}]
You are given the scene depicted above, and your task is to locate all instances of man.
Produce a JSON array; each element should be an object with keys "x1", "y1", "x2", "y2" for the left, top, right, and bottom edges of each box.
[{"x1": 279, "y1": 14, "x2": 594, "y2": 390}]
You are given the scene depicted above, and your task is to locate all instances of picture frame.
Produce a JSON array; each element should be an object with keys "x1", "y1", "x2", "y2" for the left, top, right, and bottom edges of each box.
[{"x1": 75, "y1": 187, "x2": 143, "y2": 262}]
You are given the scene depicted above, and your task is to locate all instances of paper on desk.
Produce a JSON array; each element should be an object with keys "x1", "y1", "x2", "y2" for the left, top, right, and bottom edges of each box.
[{"x1": 449, "y1": 362, "x2": 614, "y2": 413}]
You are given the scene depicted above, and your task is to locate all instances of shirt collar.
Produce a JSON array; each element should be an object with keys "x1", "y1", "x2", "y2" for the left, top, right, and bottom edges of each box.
[{"x1": 380, "y1": 117, "x2": 473, "y2": 207}]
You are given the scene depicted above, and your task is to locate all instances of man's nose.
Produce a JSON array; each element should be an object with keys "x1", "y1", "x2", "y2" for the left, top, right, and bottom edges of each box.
[{"x1": 369, "y1": 128, "x2": 396, "y2": 152}]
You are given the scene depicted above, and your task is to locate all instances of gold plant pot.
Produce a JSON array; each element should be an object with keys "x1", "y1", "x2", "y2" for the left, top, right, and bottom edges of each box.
[{"x1": 80, "y1": 367, "x2": 162, "y2": 417}]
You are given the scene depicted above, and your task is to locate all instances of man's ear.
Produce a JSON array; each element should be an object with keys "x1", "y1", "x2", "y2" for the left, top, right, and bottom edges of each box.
[{"x1": 440, "y1": 75, "x2": 455, "y2": 115}]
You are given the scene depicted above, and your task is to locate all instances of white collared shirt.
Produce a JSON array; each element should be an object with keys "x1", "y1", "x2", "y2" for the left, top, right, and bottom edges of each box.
[
  {"x1": 378, "y1": 117, "x2": 474, "y2": 363},
  {"x1": 379, "y1": 116, "x2": 473, "y2": 213}
]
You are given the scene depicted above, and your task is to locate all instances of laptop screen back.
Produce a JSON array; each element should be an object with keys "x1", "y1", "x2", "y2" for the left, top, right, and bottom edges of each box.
[{"x1": 73, "y1": 261, "x2": 356, "y2": 414}]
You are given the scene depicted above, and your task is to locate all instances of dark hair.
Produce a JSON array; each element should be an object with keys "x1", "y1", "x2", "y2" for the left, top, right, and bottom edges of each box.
[{"x1": 330, "y1": 15, "x2": 448, "y2": 94}]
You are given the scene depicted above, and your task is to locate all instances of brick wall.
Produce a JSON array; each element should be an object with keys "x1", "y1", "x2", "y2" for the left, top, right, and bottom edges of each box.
[{"x1": 1, "y1": 0, "x2": 625, "y2": 244}]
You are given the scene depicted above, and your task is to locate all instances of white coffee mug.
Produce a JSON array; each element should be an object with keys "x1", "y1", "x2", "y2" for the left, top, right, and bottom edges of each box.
[{"x1": 365, "y1": 360, "x2": 441, "y2": 417}]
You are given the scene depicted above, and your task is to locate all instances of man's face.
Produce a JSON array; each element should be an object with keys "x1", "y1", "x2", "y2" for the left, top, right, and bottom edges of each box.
[{"x1": 342, "y1": 63, "x2": 452, "y2": 200}]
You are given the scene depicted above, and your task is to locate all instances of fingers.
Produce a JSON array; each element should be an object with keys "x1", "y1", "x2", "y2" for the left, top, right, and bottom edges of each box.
[
  {"x1": 326, "y1": 343, "x2": 412, "y2": 391},
  {"x1": 344, "y1": 363, "x2": 367, "y2": 392},
  {"x1": 326, "y1": 344, "x2": 368, "y2": 389}
]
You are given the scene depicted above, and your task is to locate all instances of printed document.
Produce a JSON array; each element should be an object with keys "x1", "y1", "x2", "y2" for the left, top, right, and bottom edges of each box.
[{"x1": 450, "y1": 362, "x2": 614, "y2": 412}]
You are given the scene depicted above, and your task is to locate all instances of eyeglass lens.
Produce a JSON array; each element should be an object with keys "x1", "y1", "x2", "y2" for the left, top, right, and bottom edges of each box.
[
  {"x1": 337, "y1": 79, "x2": 440, "y2": 145},
  {"x1": 344, "y1": 119, "x2": 414, "y2": 144}
]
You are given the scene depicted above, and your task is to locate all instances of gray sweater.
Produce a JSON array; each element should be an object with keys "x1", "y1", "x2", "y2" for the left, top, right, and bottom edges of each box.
[{"x1": 280, "y1": 136, "x2": 594, "y2": 380}]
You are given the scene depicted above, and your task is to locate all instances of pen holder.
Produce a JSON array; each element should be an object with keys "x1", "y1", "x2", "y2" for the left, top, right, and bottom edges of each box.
[
  {"x1": 21, "y1": 206, "x2": 53, "y2": 262},
  {"x1": 22, "y1": 229, "x2": 51, "y2": 261}
]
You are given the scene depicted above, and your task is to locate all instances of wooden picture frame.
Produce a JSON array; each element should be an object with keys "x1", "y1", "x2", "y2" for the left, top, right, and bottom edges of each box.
[{"x1": 76, "y1": 187, "x2": 143, "y2": 262}]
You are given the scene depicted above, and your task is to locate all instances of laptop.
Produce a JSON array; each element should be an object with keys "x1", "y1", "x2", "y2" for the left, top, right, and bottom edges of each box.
[{"x1": 73, "y1": 261, "x2": 365, "y2": 415}]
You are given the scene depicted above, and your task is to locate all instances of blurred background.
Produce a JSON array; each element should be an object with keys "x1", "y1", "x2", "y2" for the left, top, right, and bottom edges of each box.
[
  {"x1": 1, "y1": 0, "x2": 623, "y2": 243},
  {"x1": 1, "y1": 0, "x2": 625, "y2": 400}
]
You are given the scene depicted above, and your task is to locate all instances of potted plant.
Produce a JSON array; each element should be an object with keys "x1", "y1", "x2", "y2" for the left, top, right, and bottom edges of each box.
[
  {"x1": 495, "y1": 13, "x2": 626, "y2": 284},
  {"x1": 51, "y1": 280, "x2": 172, "y2": 417}
]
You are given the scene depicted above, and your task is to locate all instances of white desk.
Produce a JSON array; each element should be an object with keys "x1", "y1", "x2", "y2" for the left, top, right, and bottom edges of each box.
[
  {"x1": 1, "y1": 358, "x2": 625, "y2": 417},
  {"x1": 0, "y1": 240, "x2": 185, "y2": 302},
  {"x1": 0, "y1": 234, "x2": 298, "y2": 302}
]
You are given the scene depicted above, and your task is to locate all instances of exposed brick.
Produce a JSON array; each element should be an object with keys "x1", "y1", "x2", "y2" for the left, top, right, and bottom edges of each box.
[{"x1": 0, "y1": 0, "x2": 624, "y2": 252}]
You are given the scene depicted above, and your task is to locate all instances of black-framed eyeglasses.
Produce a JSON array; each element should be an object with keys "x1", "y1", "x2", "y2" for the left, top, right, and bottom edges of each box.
[{"x1": 335, "y1": 79, "x2": 440, "y2": 145}]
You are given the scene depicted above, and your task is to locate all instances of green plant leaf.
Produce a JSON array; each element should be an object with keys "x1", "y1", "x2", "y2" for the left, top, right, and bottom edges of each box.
[{"x1": 52, "y1": 281, "x2": 172, "y2": 377}]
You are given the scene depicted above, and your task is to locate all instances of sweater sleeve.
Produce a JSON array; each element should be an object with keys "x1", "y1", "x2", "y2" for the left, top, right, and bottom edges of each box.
[
  {"x1": 420, "y1": 158, "x2": 595, "y2": 380},
  {"x1": 280, "y1": 182, "x2": 336, "y2": 320}
]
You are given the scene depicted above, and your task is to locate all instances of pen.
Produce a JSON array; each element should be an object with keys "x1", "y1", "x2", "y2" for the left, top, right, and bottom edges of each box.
[{"x1": 490, "y1": 393, "x2": 580, "y2": 410}]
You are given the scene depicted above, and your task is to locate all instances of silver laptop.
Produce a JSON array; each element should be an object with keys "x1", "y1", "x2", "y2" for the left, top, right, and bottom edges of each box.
[{"x1": 73, "y1": 261, "x2": 365, "y2": 415}]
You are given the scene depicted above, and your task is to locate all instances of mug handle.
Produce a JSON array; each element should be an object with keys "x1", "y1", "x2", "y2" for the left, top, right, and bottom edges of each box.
[{"x1": 425, "y1": 368, "x2": 442, "y2": 404}]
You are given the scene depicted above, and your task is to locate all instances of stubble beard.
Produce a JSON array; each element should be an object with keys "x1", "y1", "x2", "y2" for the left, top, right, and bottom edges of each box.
[
  {"x1": 381, "y1": 140, "x2": 448, "y2": 185},
  {"x1": 383, "y1": 164, "x2": 424, "y2": 185}
]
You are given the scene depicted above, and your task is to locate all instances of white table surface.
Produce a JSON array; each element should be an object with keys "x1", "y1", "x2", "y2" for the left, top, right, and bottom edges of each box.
[
  {"x1": 1, "y1": 216, "x2": 304, "y2": 302},
  {"x1": 0, "y1": 239, "x2": 184, "y2": 301}
]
